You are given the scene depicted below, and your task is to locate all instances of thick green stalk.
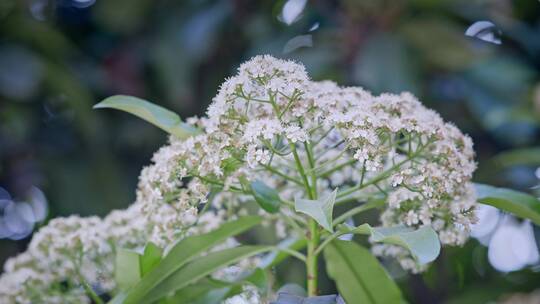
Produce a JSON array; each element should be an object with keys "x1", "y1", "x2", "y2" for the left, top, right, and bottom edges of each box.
[
  {"x1": 272, "y1": 89, "x2": 321, "y2": 296},
  {"x1": 289, "y1": 142, "x2": 320, "y2": 296},
  {"x1": 304, "y1": 141, "x2": 319, "y2": 297},
  {"x1": 306, "y1": 219, "x2": 319, "y2": 296}
]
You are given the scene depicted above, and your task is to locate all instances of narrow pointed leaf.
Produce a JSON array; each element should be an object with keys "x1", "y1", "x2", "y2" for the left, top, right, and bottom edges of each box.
[
  {"x1": 324, "y1": 240, "x2": 403, "y2": 304},
  {"x1": 295, "y1": 190, "x2": 337, "y2": 232},
  {"x1": 123, "y1": 216, "x2": 262, "y2": 304},
  {"x1": 115, "y1": 249, "x2": 141, "y2": 290},
  {"x1": 93, "y1": 95, "x2": 200, "y2": 138},
  {"x1": 346, "y1": 224, "x2": 440, "y2": 264},
  {"x1": 141, "y1": 245, "x2": 271, "y2": 303},
  {"x1": 475, "y1": 183, "x2": 540, "y2": 225},
  {"x1": 251, "y1": 180, "x2": 281, "y2": 213},
  {"x1": 140, "y1": 242, "x2": 162, "y2": 275}
]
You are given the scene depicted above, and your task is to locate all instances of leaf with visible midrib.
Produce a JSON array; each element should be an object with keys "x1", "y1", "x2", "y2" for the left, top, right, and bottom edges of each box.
[
  {"x1": 475, "y1": 183, "x2": 540, "y2": 225},
  {"x1": 324, "y1": 240, "x2": 403, "y2": 304},
  {"x1": 348, "y1": 224, "x2": 440, "y2": 264},
  {"x1": 141, "y1": 245, "x2": 271, "y2": 303},
  {"x1": 93, "y1": 95, "x2": 200, "y2": 138},
  {"x1": 121, "y1": 216, "x2": 262, "y2": 304},
  {"x1": 295, "y1": 190, "x2": 337, "y2": 232}
]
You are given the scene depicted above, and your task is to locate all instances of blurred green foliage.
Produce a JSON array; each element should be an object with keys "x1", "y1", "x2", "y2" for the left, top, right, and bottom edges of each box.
[{"x1": 1, "y1": 0, "x2": 540, "y2": 303}]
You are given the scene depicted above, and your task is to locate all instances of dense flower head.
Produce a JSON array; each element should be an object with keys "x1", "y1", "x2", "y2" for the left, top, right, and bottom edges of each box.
[
  {"x1": 0, "y1": 55, "x2": 477, "y2": 302},
  {"x1": 0, "y1": 201, "x2": 232, "y2": 303},
  {"x1": 0, "y1": 204, "x2": 144, "y2": 303},
  {"x1": 135, "y1": 55, "x2": 477, "y2": 272}
]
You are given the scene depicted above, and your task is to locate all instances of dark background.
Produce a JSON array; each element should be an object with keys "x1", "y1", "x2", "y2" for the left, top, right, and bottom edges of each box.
[{"x1": 1, "y1": 0, "x2": 540, "y2": 303}]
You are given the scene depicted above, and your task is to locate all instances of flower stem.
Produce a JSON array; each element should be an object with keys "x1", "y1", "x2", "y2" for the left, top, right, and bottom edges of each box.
[
  {"x1": 336, "y1": 140, "x2": 431, "y2": 199},
  {"x1": 75, "y1": 267, "x2": 104, "y2": 304},
  {"x1": 306, "y1": 218, "x2": 319, "y2": 296},
  {"x1": 290, "y1": 144, "x2": 312, "y2": 196},
  {"x1": 304, "y1": 141, "x2": 319, "y2": 296},
  {"x1": 289, "y1": 141, "x2": 321, "y2": 296}
]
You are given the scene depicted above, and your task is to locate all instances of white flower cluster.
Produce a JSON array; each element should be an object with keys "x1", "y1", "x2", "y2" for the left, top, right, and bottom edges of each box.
[
  {"x1": 0, "y1": 55, "x2": 478, "y2": 302},
  {"x1": 0, "y1": 201, "x2": 230, "y2": 303},
  {"x1": 0, "y1": 204, "x2": 142, "y2": 303},
  {"x1": 135, "y1": 55, "x2": 477, "y2": 272}
]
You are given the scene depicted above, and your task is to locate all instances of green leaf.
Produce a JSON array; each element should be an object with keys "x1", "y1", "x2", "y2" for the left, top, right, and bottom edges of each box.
[
  {"x1": 173, "y1": 287, "x2": 239, "y2": 304},
  {"x1": 140, "y1": 242, "x2": 163, "y2": 275},
  {"x1": 141, "y1": 245, "x2": 271, "y2": 303},
  {"x1": 163, "y1": 279, "x2": 240, "y2": 304},
  {"x1": 115, "y1": 249, "x2": 142, "y2": 290},
  {"x1": 295, "y1": 190, "x2": 337, "y2": 232},
  {"x1": 250, "y1": 180, "x2": 281, "y2": 213},
  {"x1": 165, "y1": 268, "x2": 264, "y2": 304},
  {"x1": 123, "y1": 216, "x2": 262, "y2": 304},
  {"x1": 93, "y1": 95, "x2": 200, "y2": 138},
  {"x1": 346, "y1": 224, "x2": 440, "y2": 264},
  {"x1": 475, "y1": 183, "x2": 540, "y2": 225},
  {"x1": 324, "y1": 240, "x2": 403, "y2": 304}
]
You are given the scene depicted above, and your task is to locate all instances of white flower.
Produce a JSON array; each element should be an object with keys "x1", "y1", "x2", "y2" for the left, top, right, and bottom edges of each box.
[
  {"x1": 246, "y1": 145, "x2": 270, "y2": 168},
  {"x1": 285, "y1": 125, "x2": 308, "y2": 143},
  {"x1": 1, "y1": 55, "x2": 480, "y2": 303},
  {"x1": 404, "y1": 210, "x2": 420, "y2": 226}
]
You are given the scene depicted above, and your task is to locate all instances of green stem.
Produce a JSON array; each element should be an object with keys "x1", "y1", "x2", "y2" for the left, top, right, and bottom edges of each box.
[
  {"x1": 314, "y1": 230, "x2": 346, "y2": 257},
  {"x1": 314, "y1": 200, "x2": 384, "y2": 256},
  {"x1": 304, "y1": 141, "x2": 319, "y2": 297},
  {"x1": 75, "y1": 267, "x2": 104, "y2": 304},
  {"x1": 289, "y1": 141, "x2": 320, "y2": 296},
  {"x1": 260, "y1": 164, "x2": 303, "y2": 186},
  {"x1": 306, "y1": 219, "x2": 319, "y2": 296},
  {"x1": 272, "y1": 246, "x2": 307, "y2": 262},
  {"x1": 336, "y1": 141, "x2": 431, "y2": 199},
  {"x1": 304, "y1": 142, "x2": 317, "y2": 197},
  {"x1": 290, "y1": 144, "x2": 312, "y2": 196},
  {"x1": 268, "y1": 92, "x2": 321, "y2": 296}
]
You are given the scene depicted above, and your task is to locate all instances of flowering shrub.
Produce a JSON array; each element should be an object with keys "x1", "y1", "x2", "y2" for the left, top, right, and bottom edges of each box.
[{"x1": 1, "y1": 55, "x2": 539, "y2": 304}]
